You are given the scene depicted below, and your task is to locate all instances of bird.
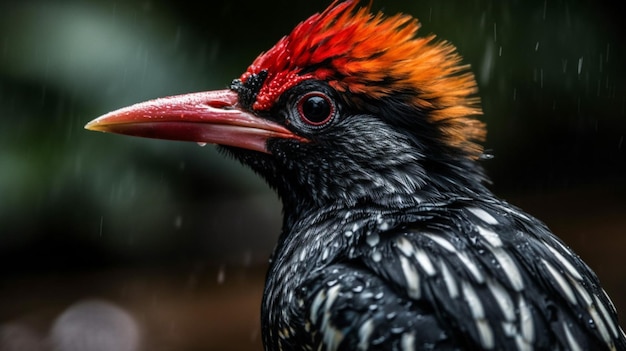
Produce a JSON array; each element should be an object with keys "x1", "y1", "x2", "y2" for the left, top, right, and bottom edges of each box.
[{"x1": 85, "y1": 1, "x2": 626, "y2": 350}]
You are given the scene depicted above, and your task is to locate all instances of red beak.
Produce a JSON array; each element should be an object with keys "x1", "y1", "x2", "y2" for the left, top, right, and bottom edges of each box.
[{"x1": 84, "y1": 89, "x2": 304, "y2": 154}]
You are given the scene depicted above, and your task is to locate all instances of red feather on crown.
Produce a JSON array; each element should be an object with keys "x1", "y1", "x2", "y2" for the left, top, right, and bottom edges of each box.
[{"x1": 240, "y1": 0, "x2": 486, "y2": 157}]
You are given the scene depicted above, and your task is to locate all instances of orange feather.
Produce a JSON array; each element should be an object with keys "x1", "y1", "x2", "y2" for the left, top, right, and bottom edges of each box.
[{"x1": 240, "y1": 0, "x2": 486, "y2": 158}]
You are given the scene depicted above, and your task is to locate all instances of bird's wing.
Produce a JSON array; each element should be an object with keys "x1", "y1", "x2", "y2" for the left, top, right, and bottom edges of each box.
[
  {"x1": 299, "y1": 204, "x2": 626, "y2": 350},
  {"x1": 300, "y1": 261, "x2": 462, "y2": 350}
]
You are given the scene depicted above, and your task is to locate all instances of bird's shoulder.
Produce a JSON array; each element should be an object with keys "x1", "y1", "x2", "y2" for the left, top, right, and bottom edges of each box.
[{"x1": 297, "y1": 201, "x2": 625, "y2": 350}]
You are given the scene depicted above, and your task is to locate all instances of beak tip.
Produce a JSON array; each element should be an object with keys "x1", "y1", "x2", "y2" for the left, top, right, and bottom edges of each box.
[
  {"x1": 84, "y1": 118, "x2": 106, "y2": 132},
  {"x1": 84, "y1": 120, "x2": 96, "y2": 131}
]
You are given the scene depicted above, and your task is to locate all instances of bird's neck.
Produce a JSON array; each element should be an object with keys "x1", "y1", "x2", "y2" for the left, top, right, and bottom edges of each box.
[
  {"x1": 266, "y1": 153, "x2": 493, "y2": 303},
  {"x1": 262, "y1": 157, "x2": 492, "y2": 347},
  {"x1": 271, "y1": 169, "x2": 489, "y2": 287},
  {"x1": 262, "y1": 187, "x2": 474, "y2": 347},
  {"x1": 277, "y1": 157, "x2": 490, "y2": 225}
]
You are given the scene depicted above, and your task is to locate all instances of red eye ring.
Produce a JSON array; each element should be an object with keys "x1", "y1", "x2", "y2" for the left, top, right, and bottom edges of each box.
[{"x1": 296, "y1": 92, "x2": 335, "y2": 126}]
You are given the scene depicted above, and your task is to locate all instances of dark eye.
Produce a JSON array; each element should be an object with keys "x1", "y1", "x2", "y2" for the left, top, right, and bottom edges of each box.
[{"x1": 297, "y1": 92, "x2": 335, "y2": 126}]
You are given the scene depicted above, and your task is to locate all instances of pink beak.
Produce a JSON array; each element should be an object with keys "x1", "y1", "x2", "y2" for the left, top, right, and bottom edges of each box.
[{"x1": 85, "y1": 89, "x2": 304, "y2": 154}]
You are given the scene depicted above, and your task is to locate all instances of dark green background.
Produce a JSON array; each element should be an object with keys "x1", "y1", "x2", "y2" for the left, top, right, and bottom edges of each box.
[{"x1": 1, "y1": 1, "x2": 624, "y2": 349}]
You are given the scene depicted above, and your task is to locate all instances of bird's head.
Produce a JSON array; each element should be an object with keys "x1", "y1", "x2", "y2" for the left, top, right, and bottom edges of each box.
[{"x1": 86, "y1": 1, "x2": 487, "y2": 209}]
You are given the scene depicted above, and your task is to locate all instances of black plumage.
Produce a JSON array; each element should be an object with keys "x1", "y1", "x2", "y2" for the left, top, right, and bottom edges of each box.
[
  {"x1": 86, "y1": 1, "x2": 626, "y2": 350},
  {"x1": 228, "y1": 78, "x2": 625, "y2": 350}
]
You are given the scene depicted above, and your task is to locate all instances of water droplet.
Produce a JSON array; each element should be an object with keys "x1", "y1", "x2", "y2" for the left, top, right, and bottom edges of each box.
[
  {"x1": 352, "y1": 285, "x2": 364, "y2": 293},
  {"x1": 362, "y1": 291, "x2": 374, "y2": 299},
  {"x1": 578, "y1": 57, "x2": 584, "y2": 75},
  {"x1": 378, "y1": 221, "x2": 390, "y2": 231},
  {"x1": 366, "y1": 232, "x2": 380, "y2": 247},
  {"x1": 217, "y1": 265, "x2": 226, "y2": 284},
  {"x1": 588, "y1": 319, "x2": 596, "y2": 329},
  {"x1": 390, "y1": 326, "x2": 405, "y2": 334}
]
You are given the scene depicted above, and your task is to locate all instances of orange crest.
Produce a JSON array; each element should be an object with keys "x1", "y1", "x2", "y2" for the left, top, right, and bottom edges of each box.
[{"x1": 240, "y1": 0, "x2": 485, "y2": 157}]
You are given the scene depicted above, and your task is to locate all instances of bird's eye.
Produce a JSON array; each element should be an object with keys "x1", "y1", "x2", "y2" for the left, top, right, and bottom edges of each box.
[{"x1": 297, "y1": 92, "x2": 335, "y2": 126}]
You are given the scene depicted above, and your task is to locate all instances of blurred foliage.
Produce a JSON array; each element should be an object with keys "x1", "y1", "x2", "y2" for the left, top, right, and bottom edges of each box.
[{"x1": 0, "y1": 0, "x2": 624, "y2": 272}]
